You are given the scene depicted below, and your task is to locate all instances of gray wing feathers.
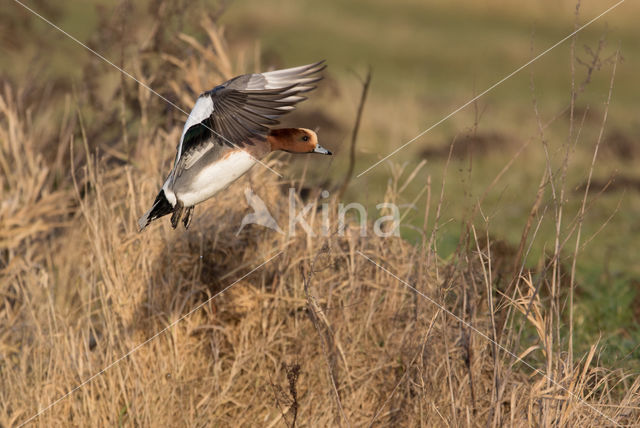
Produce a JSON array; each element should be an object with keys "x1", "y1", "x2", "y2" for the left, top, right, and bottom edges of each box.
[
  {"x1": 204, "y1": 60, "x2": 325, "y2": 148},
  {"x1": 172, "y1": 60, "x2": 326, "y2": 176},
  {"x1": 230, "y1": 60, "x2": 326, "y2": 92},
  {"x1": 178, "y1": 140, "x2": 215, "y2": 173}
]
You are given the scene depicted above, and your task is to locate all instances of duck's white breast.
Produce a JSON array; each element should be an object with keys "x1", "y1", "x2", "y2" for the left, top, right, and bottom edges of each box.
[{"x1": 175, "y1": 150, "x2": 257, "y2": 207}]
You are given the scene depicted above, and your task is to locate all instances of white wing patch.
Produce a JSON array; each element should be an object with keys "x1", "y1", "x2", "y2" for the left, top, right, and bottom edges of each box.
[{"x1": 175, "y1": 95, "x2": 214, "y2": 165}]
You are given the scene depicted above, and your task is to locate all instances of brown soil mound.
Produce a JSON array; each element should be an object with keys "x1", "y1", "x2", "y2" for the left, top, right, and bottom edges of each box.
[{"x1": 421, "y1": 131, "x2": 511, "y2": 160}]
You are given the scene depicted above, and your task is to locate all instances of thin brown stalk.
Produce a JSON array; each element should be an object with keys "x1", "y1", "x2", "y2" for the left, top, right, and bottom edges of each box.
[
  {"x1": 302, "y1": 245, "x2": 350, "y2": 428},
  {"x1": 337, "y1": 67, "x2": 372, "y2": 200},
  {"x1": 568, "y1": 47, "x2": 619, "y2": 397}
]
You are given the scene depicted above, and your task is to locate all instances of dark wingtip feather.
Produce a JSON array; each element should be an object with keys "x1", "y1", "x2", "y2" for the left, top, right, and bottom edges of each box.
[{"x1": 138, "y1": 190, "x2": 174, "y2": 231}]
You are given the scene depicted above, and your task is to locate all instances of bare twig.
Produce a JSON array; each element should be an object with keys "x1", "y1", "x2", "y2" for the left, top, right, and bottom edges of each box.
[
  {"x1": 302, "y1": 243, "x2": 350, "y2": 427},
  {"x1": 566, "y1": 47, "x2": 619, "y2": 415},
  {"x1": 337, "y1": 67, "x2": 372, "y2": 200},
  {"x1": 368, "y1": 309, "x2": 440, "y2": 426}
]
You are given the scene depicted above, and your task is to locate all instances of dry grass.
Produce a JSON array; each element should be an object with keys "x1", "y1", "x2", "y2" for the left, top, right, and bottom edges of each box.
[{"x1": 1, "y1": 6, "x2": 639, "y2": 428}]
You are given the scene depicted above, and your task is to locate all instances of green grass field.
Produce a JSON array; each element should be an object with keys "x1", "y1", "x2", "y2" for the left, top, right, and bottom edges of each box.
[{"x1": 220, "y1": 0, "x2": 640, "y2": 364}]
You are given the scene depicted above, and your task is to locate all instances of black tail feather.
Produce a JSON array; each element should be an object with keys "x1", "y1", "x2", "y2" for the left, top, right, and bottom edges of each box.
[{"x1": 138, "y1": 190, "x2": 174, "y2": 231}]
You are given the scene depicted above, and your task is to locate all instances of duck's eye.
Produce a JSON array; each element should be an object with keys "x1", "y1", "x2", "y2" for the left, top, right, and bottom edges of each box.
[{"x1": 302, "y1": 135, "x2": 309, "y2": 142}]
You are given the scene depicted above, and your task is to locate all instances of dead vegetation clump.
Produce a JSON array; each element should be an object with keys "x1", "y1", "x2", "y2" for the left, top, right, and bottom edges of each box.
[
  {"x1": 1, "y1": 5, "x2": 639, "y2": 427},
  {"x1": 2, "y1": 105, "x2": 639, "y2": 425}
]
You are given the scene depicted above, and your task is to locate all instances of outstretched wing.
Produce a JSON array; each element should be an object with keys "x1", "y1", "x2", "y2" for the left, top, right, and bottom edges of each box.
[{"x1": 173, "y1": 60, "x2": 325, "y2": 176}]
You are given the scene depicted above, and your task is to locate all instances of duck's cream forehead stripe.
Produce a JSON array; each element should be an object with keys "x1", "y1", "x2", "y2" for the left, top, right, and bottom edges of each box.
[{"x1": 268, "y1": 128, "x2": 304, "y2": 139}]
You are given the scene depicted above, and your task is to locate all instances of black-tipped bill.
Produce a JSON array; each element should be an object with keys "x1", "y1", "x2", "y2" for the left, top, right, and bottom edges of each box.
[{"x1": 313, "y1": 144, "x2": 332, "y2": 155}]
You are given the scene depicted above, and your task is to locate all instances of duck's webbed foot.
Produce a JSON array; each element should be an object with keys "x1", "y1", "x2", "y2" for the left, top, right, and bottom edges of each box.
[
  {"x1": 183, "y1": 206, "x2": 194, "y2": 229},
  {"x1": 171, "y1": 200, "x2": 184, "y2": 229}
]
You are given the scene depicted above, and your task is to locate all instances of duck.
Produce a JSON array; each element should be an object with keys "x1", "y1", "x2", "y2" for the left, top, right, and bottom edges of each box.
[{"x1": 138, "y1": 60, "x2": 331, "y2": 231}]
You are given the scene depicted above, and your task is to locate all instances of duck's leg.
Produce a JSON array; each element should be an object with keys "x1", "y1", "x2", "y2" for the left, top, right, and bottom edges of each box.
[
  {"x1": 171, "y1": 200, "x2": 184, "y2": 229},
  {"x1": 182, "y1": 206, "x2": 194, "y2": 229}
]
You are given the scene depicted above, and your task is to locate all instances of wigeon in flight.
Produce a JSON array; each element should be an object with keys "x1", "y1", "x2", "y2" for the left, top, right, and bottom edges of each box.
[{"x1": 138, "y1": 60, "x2": 331, "y2": 231}]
